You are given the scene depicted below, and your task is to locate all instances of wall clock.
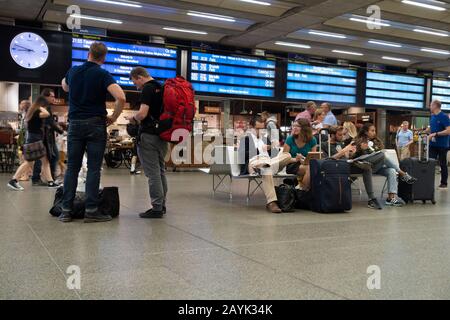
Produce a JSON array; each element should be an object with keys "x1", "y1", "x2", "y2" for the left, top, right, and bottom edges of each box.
[{"x1": 10, "y1": 32, "x2": 49, "y2": 69}]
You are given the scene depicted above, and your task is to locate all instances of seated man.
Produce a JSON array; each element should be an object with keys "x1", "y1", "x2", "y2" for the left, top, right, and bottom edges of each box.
[
  {"x1": 322, "y1": 126, "x2": 382, "y2": 210},
  {"x1": 238, "y1": 116, "x2": 292, "y2": 214}
]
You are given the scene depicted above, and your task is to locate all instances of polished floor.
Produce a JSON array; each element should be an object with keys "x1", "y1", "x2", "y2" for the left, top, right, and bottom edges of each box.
[{"x1": 1, "y1": 168, "x2": 450, "y2": 300}]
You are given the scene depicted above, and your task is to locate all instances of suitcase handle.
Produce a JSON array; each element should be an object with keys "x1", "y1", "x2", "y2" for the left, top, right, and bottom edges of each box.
[
  {"x1": 417, "y1": 132, "x2": 430, "y2": 162},
  {"x1": 318, "y1": 128, "x2": 331, "y2": 158}
]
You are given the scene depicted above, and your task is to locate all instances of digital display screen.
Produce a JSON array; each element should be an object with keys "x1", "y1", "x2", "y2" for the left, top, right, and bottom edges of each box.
[
  {"x1": 432, "y1": 79, "x2": 450, "y2": 111},
  {"x1": 71, "y1": 36, "x2": 178, "y2": 88},
  {"x1": 365, "y1": 72, "x2": 425, "y2": 109},
  {"x1": 190, "y1": 51, "x2": 276, "y2": 98},
  {"x1": 286, "y1": 63, "x2": 357, "y2": 104}
]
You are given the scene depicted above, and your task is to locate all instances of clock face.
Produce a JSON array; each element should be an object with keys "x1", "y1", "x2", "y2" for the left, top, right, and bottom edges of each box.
[{"x1": 10, "y1": 32, "x2": 49, "y2": 69}]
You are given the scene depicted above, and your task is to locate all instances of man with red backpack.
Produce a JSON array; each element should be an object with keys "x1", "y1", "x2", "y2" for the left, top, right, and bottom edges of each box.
[{"x1": 127, "y1": 67, "x2": 195, "y2": 219}]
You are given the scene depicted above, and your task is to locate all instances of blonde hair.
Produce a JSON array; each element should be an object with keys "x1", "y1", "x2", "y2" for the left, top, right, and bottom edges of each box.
[
  {"x1": 343, "y1": 121, "x2": 357, "y2": 139},
  {"x1": 314, "y1": 108, "x2": 325, "y2": 121}
]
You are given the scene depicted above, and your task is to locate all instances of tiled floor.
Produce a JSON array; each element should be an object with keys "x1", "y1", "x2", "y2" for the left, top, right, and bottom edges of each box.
[{"x1": 1, "y1": 169, "x2": 449, "y2": 300}]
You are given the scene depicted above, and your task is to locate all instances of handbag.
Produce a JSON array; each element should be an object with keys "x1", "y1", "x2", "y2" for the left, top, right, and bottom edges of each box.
[
  {"x1": 275, "y1": 184, "x2": 296, "y2": 212},
  {"x1": 22, "y1": 140, "x2": 46, "y2": 161}
]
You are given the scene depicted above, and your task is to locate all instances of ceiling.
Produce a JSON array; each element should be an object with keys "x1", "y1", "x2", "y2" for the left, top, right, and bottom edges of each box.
[{"x1": 0, "y1": 0, "x2": 449, "y2": 72}]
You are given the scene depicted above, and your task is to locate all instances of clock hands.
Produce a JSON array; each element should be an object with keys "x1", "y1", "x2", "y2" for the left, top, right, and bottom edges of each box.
[{"x1": 13, "y1": 44, "x2": 34, "y2": 52}]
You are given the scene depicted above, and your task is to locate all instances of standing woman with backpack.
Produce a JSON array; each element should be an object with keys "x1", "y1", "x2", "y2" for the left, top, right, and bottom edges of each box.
[{"x1": 7, "y1": 96, "x2": 59, "y2": 191}]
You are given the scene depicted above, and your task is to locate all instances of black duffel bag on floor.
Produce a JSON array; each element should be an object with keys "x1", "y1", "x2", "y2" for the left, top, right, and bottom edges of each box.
[
  {"x1": 295, "y1": 189, "x2": 312, "y2": 210},
  {"x1": 275, "y1": 184, "x2": 296, "y2": 212},
  {"x1": 50, "y1": 186, "x2": 120, "y2": 219}
]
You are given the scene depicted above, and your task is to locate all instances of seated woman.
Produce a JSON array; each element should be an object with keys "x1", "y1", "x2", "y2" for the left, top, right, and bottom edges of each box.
[
  {"x1": 283, "y1": 119, "x2": 318, "y2": 191},
  {"x1": 323, "y1": 126, "x2": 382, "y2": 210},
  {"x1": 353, "y1": 123, "x2": 417, "y2": 207},
  {"x1": 312, "y1": 108, "x2": 325, "y2": 135},
  {"x1": 238, "y1": 116, "x2": 292, "y2": 214},
  {"x1": 343, "y1": 121, "x2": 358, "y2": 146}
]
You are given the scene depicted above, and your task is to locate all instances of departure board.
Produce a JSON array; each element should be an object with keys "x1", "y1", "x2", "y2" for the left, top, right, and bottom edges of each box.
[
  {"x1": 190, "y1": 51, "x2": 276, "y2": 98},
  {"x1": 365, "y1": 72, "x2": 425, "y2": 109},
  {"x1": 72, "y1": 36, "x2": 178, "y2": 88},
  {"x1": 432, "y1": 79, "x2": 450, "y2": 111},
  {"x1": 286, "y1": 62, "x2": 357, "y2": 104}
]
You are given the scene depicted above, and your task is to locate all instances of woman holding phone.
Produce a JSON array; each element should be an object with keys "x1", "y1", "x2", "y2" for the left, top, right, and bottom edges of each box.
[{"x1": 283, "y1": 119, "x2": 317, "y2": 190}]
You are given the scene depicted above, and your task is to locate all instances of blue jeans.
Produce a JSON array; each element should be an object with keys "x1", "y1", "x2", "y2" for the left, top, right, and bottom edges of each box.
[
  {"x1": 374, "y1": 158, "x2": 399, "y2": 195},
  {"x1": 62, "y1": 117, "x2": 107, "y2": 214}
]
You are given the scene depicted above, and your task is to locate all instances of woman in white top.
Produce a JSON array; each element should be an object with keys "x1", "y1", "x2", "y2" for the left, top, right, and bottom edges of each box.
[{"x1": 312, "y1": 108, "x2": 325, "y2": 135}]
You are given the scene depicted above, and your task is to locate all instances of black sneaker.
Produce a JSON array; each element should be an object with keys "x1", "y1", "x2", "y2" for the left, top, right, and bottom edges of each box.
[
  {"x1": 47, "y1": 181, "x2": 60, "y2": 189},
  {"x1": 7, "y1": 179, "x2": 24, "y2": 191},
  {"x1": 139, "y1": 209, "x2": 164, "y2": 219},
  {"x1": 438, "y1": 184, "x2": 448, "y2": 190},
  {"x1": 368, "y1": 198, "x2": 382, "y2": 210},
  {"x1": 163, "y1": 206, "x2": 167, "y2": 215},
  {"x1": 84, "y1": 212, "x2": 113, "y2": 223},
  {"x1": 130, "y1": 170, "x2": 141, "y2": 175},
  {"x1": 59, "y1": 212, "x2": 72, "y2": 223},
  {"x1": 32, "y1": 179, "x2": 47, "y2": 187},
  {"x1": 400, "y1": 173, "x2": 417, "y2": 185}
]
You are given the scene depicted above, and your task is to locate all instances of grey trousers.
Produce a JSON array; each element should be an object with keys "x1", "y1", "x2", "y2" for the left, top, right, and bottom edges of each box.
[
  {"x1": 351, "y1": 166, "x2": 375, "y2": 200},
  {"x1": 138, "y1": 133, "x2": 168, "y2": 212}
]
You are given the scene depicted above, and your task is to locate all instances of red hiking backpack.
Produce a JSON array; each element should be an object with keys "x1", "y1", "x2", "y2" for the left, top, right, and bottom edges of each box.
[{"x1": 159, "y1": 76, "x2": 196, "y2": 143}]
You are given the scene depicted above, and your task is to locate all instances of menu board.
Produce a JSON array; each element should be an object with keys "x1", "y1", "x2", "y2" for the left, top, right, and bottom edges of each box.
[
  {"x1": 286, "y1": 62, "x2": 357, "y2": 104},
  {"x1": 190, "y1": 51, "x2": 276, "y2": 98},
  {"x1": 365, "y1": 72, "x2": 425, "y2": 109},
  {"x1": 432, "y1": 79, "x2": 450, "y2": 111},
  {"x1": 72, "y1": 36, "x2": 178, "y2": 88}
]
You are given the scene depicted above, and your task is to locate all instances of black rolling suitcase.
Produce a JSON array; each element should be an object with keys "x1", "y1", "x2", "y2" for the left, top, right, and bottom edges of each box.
[
  {"x1": 398, "y1": 134, "x2": 436, "y2": 204},
  {"x1": 310, "y1": 129, "x2": 352, "y2": 213}
]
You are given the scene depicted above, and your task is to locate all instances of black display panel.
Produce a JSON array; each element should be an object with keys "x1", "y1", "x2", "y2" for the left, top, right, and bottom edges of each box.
[
  {"x1": 365, "y1": 71, "x2": 426, "y2": 109},
  {"x1": 286, "y1": 62, "x2": 358, "y2": 104},
  {"x1": 189, "y1": 51, "x2": 276, "y2": 98},
  {"x1": 0, "y1": 25, "x2": 72, "y2": 85},
  {"x1": 72, "y1": 34, "x2": 178, "y2": 88},
  {"x1": 432, "y1": 79, "x2": 450, "y2": 111}
]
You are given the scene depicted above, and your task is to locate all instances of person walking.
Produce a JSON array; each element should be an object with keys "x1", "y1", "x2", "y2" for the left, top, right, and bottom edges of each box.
[
  {"x1": 7, "y1": 96, "x2": 59, "y2": 191},
  {"x1": 427, "y1": 100, "x2": 450, "y2": 190},
  {"x1": 59, "y1": 42, "x2": 125, "y2": 223},
  {"x1": 128, "y1": 67, "x2": 168, "y2": 219},
  {"x1": 396, "y1": 121, "x2": 413, "y2": 161},
  {"x1": 32, "y1": 88, "x2": 64, "y2": 186}
]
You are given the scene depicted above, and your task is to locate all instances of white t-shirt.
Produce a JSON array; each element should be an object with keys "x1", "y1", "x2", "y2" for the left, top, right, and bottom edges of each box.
[{"x1": 250, "y1": 133, "x2": 270, "y2": 160}]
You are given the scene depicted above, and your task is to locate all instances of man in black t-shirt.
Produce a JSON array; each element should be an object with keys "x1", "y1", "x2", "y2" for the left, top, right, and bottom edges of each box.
[
  {"x1": 60, "y1": 42, "x2": 125, "y2": 223},
  {"x1": 127, "y1": 67, "x2": 168, "y2": 219}
]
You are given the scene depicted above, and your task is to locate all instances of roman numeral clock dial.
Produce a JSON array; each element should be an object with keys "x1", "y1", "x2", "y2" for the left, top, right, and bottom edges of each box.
[{"x1": 10, "y1": 32, "x2": 49, "y2": 69}]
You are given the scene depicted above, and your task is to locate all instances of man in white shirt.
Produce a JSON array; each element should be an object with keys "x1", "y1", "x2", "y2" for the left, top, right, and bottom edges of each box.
[
  {"x1": 238, "y1": 116, "x2": 291, "y2": 213},
  {"x1": 396, "y1": 121, "x2": 413, "y2": 160},
  {"x1": 321, "y1": 102, "x2": 338, "y2": 128}
]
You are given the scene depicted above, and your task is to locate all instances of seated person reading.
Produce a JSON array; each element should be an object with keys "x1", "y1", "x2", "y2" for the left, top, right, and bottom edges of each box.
[
  {"x1": 352, "y1": 123, "x2": 417, "y2": 207},
  {"x1": 238, "y1": 116, "x2": 292, "y2": 214}
]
